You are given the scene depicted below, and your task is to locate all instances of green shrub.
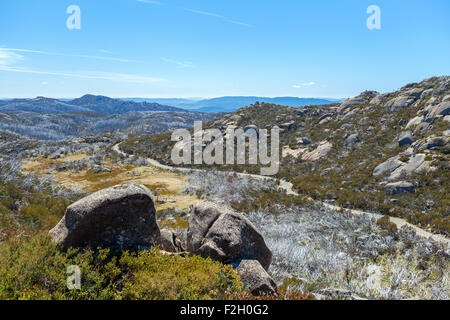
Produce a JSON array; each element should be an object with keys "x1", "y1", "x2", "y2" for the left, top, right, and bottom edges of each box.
[
  {"x1": 0, "y1": 234, "x2": 244, "y2": 300},
  {"x1": 376, "y1": 216, "x2": 397, "y2": 236}
]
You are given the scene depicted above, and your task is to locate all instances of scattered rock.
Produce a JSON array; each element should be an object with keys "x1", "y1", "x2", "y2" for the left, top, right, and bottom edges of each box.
[
  {"x1": 159, "y1": 229, "x2": 184, "y2": 253},
  {"x1": 385, "y1": 181, "x2": 415, "y2": 194},
  {"x1": 282, "y1": 145, "x2": 306, "y2": 158},
  {"x1": 319, "y1": 288, "x2": 367, "y2": 300},
  {"x1": 88, "y1": 165, "x2": 112, "y2": 174},
  {"x1": 389, "y1": 154, "x2": 426, "y2": 180},
  {"x1": 373, "y1": 157, "x2": 404, "y2": 176},
  {"x1": 385, "y1": 94, "x2": 419, "y2": 111},
  {"x1": 302, "y1": 141, "x2": 332, "y2": 161},
  {"x1": 279, "y1": 121, "x2": 295, "y2": 130},
  {"x1": 405, "y1": 116, "x2": 423, "y2": 129},
  {"x1": 398, "y1": 131, "x2": 414, "y2": 146},
  {"x1": 426, "y1": 101, "x2": 450, "y2": 120},
  {"x1": 337, "y1": 91, "x2": 378, "y2": 114},
  {"x1": 345, "y1": 133, "x2": 360, "y2": 146},
  {"x1": 49, "y1": 183, "x2": 160, "y2": 251}
]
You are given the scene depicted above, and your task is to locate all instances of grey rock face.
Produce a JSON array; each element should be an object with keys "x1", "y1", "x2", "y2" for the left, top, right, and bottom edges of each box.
[
  {"x1": 370, "y1": 93, "x2": 391, "y2": 106},
  {"x1": 398, "y1": 131, "x2": 414, "y2": 146},
  {"x1": 385, "y1": 181, "x2": 415, "y2": 194},
  {"x1": 385, "y1": 96, "x2": 415, "y2": 110},
  {"x1": 389, "y1": 154, "x2": 426, "y2": 180},
  {"x1": 405, "y1": 116, "x2": 424, "y2": 129},
  {"x1": 187, "y1": 201, "x2": 272, "y2": 270},
  {"x1": 301, "y1": 141, "x2": 332, "y2": 161},
  {"x1": 49, "y1": 183, "x2": 160, "y2": 251},
  {"x1": 159, "y1": 229, "x2": 184, "y2": 253},
  {"x1": 426, "y1": 101, "x2": 450, "y2": 120},
  {"x1": 373, "y1": 157, "x2": 404, "y2": 176},
  {"x1": 234, "y1": 259, "x2": 277, "y2": 296},
  {"x1": 337, "y1": 91, "x2": 378, "y2": 114}
]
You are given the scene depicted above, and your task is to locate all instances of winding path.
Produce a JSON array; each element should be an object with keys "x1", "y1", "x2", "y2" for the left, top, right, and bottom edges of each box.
[{"x1": 113, "y1": 144, "x2": 450, "y2": 246}]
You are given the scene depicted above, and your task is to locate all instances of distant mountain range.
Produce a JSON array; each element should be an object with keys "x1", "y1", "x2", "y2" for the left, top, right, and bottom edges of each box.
[
  {"x1": 0, "y1": 95, "x2": 341, "y2": 115},
  {"x1": 125, "y1": 96, "x2": 342, "y2": 113},
  {"x1": 0, "y1": 95, "x2": 183, "y2": 115}
]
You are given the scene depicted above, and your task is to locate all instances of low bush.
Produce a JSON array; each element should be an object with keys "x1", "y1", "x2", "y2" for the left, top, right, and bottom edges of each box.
[{"x1": 0, "y1": 234, "x2": 244, "y2": 300}]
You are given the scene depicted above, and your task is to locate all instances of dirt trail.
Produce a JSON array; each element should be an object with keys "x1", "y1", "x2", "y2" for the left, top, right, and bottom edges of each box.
[{"x1": 113, "y1": 144, "x2": 450, "y2": 246}]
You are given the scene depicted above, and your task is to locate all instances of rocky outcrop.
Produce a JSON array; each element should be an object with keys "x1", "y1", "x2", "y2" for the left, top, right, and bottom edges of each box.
[
  {"x1": 405, "y1": 116, "x2": 423, "y2": 129},
  {"x1": 302, "y1": 141, "x2": 332, "y2": 161},
  {"x1": 234, "y1": 259, "x2": 277, "y2": 296},
  {"x1": 49, "y1": 183, "x2": 160, "y2": 251},
  {"x1": 389, "y1": 154, "x2": 426, "y2": 180},
  {"x1": 384, "y1": 88, "x2": 423, "y2": 111},
  {"x1": 412, "y1": 135, "x2": 448, "y2": 151},
  {"x1": 337, "y1": 91, "x2": 378, "y2": 114},
  {"x1": 373, "y1": 157, "x2": 404, "y2": 177},
  {"x1": 282, "y1": 145, "x2": 306, "y2": 159},
  {"x1": 426, "y1": 101, "x2": 450, "y2": 121},
  {"x1": 385, "y1": 181, "x2": 415, "y2": 194},
  {"x1": 187, "y1": 201, "x2": 272, "y2": 271}
]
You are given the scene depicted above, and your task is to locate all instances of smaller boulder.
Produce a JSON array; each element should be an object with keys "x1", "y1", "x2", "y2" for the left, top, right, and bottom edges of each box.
[
  {"x1": 234, "y1": 259, "x2": 277, "y2": 296},
  {"x1": 398, "y1": 131, "x2": 414, "y2": 146},
  {"x1": 345, "y1": 133, "x2": 360, "y2": 146},
  {"x1": 187, "y1": 201, "x2": 272, "y2": 270},
  {"x1": 373, "y1": 158, "x2": 404, "y2": 176},
  {"x1": 49, "y1": 183, "x2": 160, "y2": 251},
  {"x1": 159, "y1": 229, "x2": 184, "y2": 253}
]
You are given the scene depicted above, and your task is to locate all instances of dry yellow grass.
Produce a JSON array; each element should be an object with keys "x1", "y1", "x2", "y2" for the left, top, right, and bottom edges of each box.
[{"x1": 22, "y1": 154, "x2": 200, "y2": 213}]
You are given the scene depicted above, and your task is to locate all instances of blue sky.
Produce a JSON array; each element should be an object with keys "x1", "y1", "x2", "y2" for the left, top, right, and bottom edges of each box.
[{"x1": 0, "y1": 0, "x2": 449, "y2": 99}]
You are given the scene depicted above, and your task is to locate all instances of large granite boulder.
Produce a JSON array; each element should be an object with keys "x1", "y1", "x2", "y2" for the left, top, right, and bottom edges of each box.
[
  {"x1": 49, "y1": 183, "x2": 160, "y2": 251},
  {"x1": 187, "y1": 201, "x2": 272, "y2": 270}
]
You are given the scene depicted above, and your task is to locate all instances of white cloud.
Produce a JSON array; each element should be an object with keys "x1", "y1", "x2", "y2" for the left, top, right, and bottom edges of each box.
[
  {"x1": 97, "y1": 49, "x2": 113, "y2": 54},
  {"x1": 137, "y1": 0, "x2": 163, "y2": 5},
  {"x1": 1, "y1": 47, "x2": 137, "y2": 63},
  {"x1": 183, "y1": 7, "x2": 253, "y2": 27},
  {"x1": 41, "y1": 81, "x2": 48, "y2": 85},
  {"x1": 0, "y1": 65, "x2": 167, "y2": 84},
  {"x1": 293, "y1": 82, "x2": 316, "y2": 88},
  {"x1": 183, "y1": 8, "x2": 222, "y2": 18},
  {"x1": 0, "y1": 48, "x2": 24, "y2": 66},
  {"x1": 161, "y1": 58, "x2": 194, "y2": 68},
  {"x1": 137, "y1": 1, "x2": 252, "y2": 28}
]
